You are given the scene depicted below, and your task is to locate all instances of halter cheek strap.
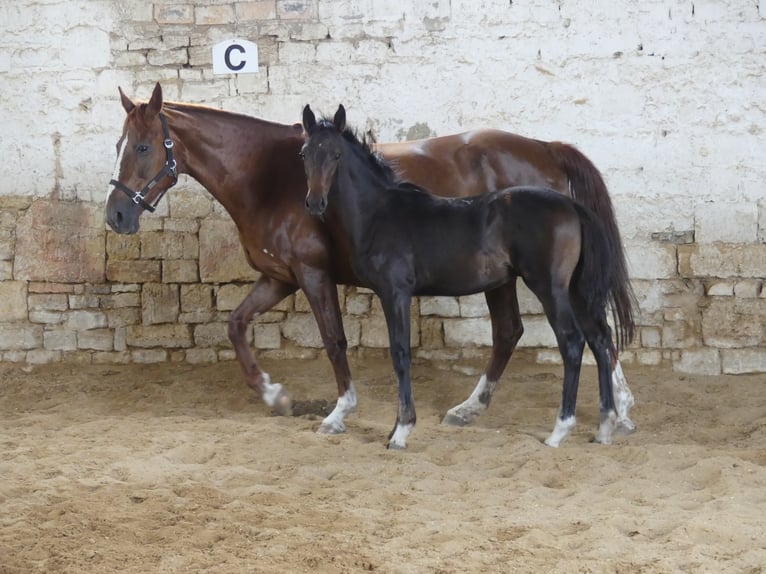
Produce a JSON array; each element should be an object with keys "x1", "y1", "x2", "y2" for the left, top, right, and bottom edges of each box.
[{"x1": 109, "y1": 113, "x2": 178, "y2": 213}]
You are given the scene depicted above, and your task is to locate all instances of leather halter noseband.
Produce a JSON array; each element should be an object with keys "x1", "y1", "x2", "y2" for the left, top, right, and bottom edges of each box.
[{"x1": 109, "y1": 113, "x2": 178, "y2": 213}]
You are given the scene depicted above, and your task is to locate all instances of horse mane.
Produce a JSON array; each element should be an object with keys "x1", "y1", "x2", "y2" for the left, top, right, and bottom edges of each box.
[
  {"x1": 317, "y1": 117, "x2": 429, "y2": 195},
  {"x1": 162, "y1": 101, "x2": 302, "y2": 132}
]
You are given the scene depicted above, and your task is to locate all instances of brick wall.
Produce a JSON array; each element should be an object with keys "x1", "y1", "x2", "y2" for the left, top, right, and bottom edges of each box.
[{"x1": 1, "y1": 0, "x2": 764, "y2": 373}]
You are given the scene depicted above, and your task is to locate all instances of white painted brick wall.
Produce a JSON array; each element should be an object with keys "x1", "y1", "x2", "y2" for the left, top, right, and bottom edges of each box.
[
  {"x1": 1, "y1": 0, "x2": 764, "y2": 368},
  {"x1": 3, "y1": 0, "x2": 761, "y2": 237}
]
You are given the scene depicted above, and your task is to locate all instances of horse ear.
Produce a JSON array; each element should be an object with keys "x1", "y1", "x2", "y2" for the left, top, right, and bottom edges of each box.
[
  {"x1": 118, "y1": 86, "x2": 136, "y2": 114},
  {"x1": 146, "y1": 82, "x2": 163, "y2": 117},
  {"x1": 334, "y1": 104, "x2": 346, "y2": 132},
  {"x1": 302, "y1": 104, "x2": 317, "y2": 132}
]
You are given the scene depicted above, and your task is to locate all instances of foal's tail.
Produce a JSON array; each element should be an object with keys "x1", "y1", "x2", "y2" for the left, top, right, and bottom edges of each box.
[
  {"x1": 549, "y1": 142, "x2": 636, "y2": 351},
  {"x1": 572, "y1": 202, "x2": 634, "y2": 352}
]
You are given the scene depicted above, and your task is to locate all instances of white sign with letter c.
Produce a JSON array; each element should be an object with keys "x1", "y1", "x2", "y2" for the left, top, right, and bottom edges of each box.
[{"x1": 212, "y1": 39, "x2": 259, "y2": 75}]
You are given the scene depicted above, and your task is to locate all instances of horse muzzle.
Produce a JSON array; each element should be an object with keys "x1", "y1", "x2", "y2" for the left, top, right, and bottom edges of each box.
[{"x1": 305, "y1": 192, "x2": 328, "y2": 217}]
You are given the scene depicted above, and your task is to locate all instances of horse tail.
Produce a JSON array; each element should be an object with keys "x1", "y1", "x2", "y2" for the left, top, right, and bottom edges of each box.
[{"x1": 549, "y1": 141, "x2": 636, "y2": 351}]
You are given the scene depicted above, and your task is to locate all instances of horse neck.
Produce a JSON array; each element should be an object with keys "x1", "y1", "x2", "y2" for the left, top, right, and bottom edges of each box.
[
  {"x1": 163, "y1": 104, "x2": 302, "y2": 214},
  {"x1": 332, "y1": 143, "x2": 389, "y2": 244}
]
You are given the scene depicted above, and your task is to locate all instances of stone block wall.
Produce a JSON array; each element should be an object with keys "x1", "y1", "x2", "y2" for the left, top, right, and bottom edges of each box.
[{"x1": 1, "y1": 0, "x2": 764, "y2": 373}]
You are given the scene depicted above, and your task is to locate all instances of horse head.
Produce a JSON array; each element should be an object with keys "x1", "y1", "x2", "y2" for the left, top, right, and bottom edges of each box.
[
  {"x1": 105, "y1": 82, "x2": 179, "y2": 234},
  {"x1": 301, "y1": 104, "x2": 347, "y2": 217}
]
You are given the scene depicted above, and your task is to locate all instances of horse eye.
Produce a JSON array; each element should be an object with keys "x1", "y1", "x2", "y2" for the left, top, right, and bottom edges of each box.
[
  {"x1": 136, "y1": 144, "x2": 149, "y2": 154},
  {"x1": 298, "y1": 151, "x2": 305, "y2": 159}
]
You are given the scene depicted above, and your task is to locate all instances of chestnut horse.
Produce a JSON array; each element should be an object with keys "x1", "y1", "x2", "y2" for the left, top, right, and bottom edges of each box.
[
  {"x1": 301, "y1": 104, "x2": 630, "y2": 448},
  {"x1": 105, "y1": 83, "x2": 636, "y2": 439}
]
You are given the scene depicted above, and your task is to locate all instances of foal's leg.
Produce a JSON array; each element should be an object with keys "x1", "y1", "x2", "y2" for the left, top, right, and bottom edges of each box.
[
  {"x1": 380, "y1": 290, "x2": 416, "y2": 449},
  {"x1": 534, "y1": 286, "x2": 586, "y2": 448},
  {"x1": 297, "y1": 265, "x2": 356, "y2": 435},
  {"x1": 228, "y1": 275, "x2": 297, "y2": 415},
  {"x1": 574, "y1": 306, "x2": 619, "y2": 445},
  {"x1": 443, "y1": 282, "x2": 523, "y2": 426}
]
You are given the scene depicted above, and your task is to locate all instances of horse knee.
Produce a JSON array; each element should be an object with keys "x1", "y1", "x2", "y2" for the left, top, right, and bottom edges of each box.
[
  {"x1": 227, "y1": 311, "x2": 248, "y2": 344},
  {"x1": 324, "y1": 334, "x2": 348, "y2": 363}
]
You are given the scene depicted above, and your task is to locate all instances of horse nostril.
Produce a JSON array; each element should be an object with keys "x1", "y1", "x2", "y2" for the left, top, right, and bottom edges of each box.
[
  {"x1": 305, "y1": 197, "x2": 311, "y2": 209},
  {"x1": 320, "y1": 197, "x2": 327, "y2": 211},
  {"x1": 116, "y1": 211, "x2": 123, "y2": 224}
]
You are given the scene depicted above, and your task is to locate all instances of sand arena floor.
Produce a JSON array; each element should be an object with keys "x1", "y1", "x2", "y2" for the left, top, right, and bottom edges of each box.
[{"x1": 1, "y1": 354, "x2": 764, "y2": 573}]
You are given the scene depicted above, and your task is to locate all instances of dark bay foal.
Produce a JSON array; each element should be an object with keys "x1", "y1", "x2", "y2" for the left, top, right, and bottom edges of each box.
[{"x1": 301, "y1": 105, "x2": 634, "y2": 449}]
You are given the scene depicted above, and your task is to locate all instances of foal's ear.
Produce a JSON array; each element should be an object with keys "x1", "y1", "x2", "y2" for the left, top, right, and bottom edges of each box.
[
  {"x1": 146, "y1": 82, "x2": 163, "y2": 118},
  {"x1": 302, "y1": 104, "x2": 317, "y2": 132},
  {"x1": 333, "y1": 104, "x2": 346, "y2": 132},
  {"x1": 118, "y1": 86, "x2": 136, "y2": 114}
]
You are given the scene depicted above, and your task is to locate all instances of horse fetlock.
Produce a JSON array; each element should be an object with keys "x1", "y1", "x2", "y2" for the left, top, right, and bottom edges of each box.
[
  {"x1": 442, "y1": 403, "x2": 484, "y2": 427},
  {"x1": 594, "y1": 410, "x2": 618, "y2": 445},
  {"x1": 387, "y1": 422, "x2": 414, "y2": 450},
  {"x1": 317, "y1": 384, "x2": 357, "y2": 435},
  {"x1": 544, "y1": 415, "x2": 576, "y2": 448},
  {"x1": 615, "y1": 417, "x2": 637, "y2": 435},
  {"x1": 262, "y1": 375, "x2": 292, "y2": 416},
  {"x1": 442, "y1": 375, "x2": 493, "y2": 427}
]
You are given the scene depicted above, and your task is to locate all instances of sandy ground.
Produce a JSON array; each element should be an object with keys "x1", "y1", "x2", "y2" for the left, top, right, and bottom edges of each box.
[{"x1": 1, "y1": 352, "x2": 765, "y2": 573}]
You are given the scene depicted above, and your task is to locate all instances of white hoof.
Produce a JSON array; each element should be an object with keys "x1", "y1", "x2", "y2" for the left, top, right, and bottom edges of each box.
[{"x1": 387, "y1": 422, "x2": 414, "y2": 450}]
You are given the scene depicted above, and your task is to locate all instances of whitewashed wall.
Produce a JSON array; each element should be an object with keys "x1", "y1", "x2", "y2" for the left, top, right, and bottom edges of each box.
[{"x1": 0, "y1": 0, "x2": 764, "y2": 372}]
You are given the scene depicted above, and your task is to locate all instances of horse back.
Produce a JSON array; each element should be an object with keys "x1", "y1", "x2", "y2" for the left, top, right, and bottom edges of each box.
[{"x1": 376, "y1": 129, "x2": 569, "y2": 198}]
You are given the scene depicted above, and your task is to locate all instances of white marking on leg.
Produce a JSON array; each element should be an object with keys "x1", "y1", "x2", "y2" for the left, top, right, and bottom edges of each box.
[
  {"x1": 545, "y1": 415, "x2": 576, "y2": 448},
  {"x1": 261, "y1": 373, "x2": 284, "y2": 406},
  {"x1": 611, "y1": 360, "x2": 636, "y2": 432},
  {"x1": 595, "y1": 409, "x2": 617, "y2": 445},
  {"x1": 388, "y1": 422, "x2": 415, "y2": 450},
  {"x1": 444, "y1": 375, "x2": 497, "y2": 425},
  {"x1": 318, "y1": 383, "x2": 357, "y2": 434}
]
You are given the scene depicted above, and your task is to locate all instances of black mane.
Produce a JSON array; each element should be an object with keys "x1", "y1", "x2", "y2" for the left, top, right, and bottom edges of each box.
[{"x1": 317, "y1": 118, "x2": 427, "y2": 194}]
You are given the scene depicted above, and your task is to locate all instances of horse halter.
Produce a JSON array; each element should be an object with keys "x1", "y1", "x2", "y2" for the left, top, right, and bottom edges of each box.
[{"x1": 109, "y1": 113, "x2": 178, "y2": 213}]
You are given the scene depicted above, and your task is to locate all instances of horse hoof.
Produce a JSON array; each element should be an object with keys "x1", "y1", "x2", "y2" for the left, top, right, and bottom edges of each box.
[
  {"x1": 386, "y1": 441, "x2": 407, "y2": 450},
  {"x1": 271, "y1": 390, "x2": 293, "y2": 417},
  {"x1": 317, "y1": 422, "x2": 345, "y2": 435},
  {"x1": 592, "y1": 435, "x2": 613, "y2": 445},
  {"x1": 616, "y1": 419, "x2": 637, "y2": 435},
  {"x1": 442, "y1": 412, "x2": 469, "y2": 427},
  {"x1": 543, "y1": 437, "x2": 561, "y2": 448}
]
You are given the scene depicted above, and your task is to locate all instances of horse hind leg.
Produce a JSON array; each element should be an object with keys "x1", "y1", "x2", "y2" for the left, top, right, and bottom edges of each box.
[
  {"x1": 532, "y1": 284, "x2": 585, "y2": 448},
  {"x1": 443, "y1": 282, "x2": 522, "y2": 427},
  {"x1": 573, "y1": 300, "x2": 620, "y2": 445},
  {"x1": 611, "y1": 347, "x2": 636, "y2": 434}
]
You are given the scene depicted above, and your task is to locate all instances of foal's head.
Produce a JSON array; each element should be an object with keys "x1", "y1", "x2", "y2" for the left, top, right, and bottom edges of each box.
[
  {"x1": 300, "y1": 104, "x2": 347, "y2": 217},
  {"x1": 301, "y1": 104, "x2": 398, "y2": 217},
  {"x1": 106, "y1": 82, "x2": 178, "y2": 234}
]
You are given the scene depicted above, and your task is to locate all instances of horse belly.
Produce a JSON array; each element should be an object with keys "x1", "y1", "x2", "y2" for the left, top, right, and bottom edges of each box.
[{"x1": 415, "y1": 249, "x2": 512, "y2": 297}]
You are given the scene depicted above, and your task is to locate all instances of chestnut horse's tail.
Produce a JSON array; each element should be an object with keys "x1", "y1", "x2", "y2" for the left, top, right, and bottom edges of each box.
[{"x1": 549, "y1": 141, "x2": 636, "y2": 351}]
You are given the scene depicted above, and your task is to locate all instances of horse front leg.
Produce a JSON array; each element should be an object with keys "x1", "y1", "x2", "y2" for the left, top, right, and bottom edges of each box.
[
  {"x1": 443, "y1": 282, "x2": 523, "y2": 427},
  {"x1": 297, "y1": 266, "x2": 356, "y2": 435},
  {"x1": 228, "y1": 275, "x2": 297, "y2": 415},
  {"x1": 380, "y1": 291, "x2": 416, "y2": 450}
]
